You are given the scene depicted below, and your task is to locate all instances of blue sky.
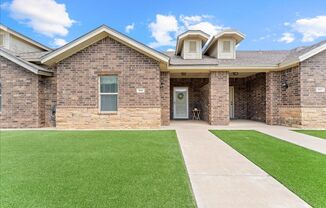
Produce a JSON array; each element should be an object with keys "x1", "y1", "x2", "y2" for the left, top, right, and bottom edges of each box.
[{"x1": 1, "y1": 0, "x2": 326, "y2": 51}]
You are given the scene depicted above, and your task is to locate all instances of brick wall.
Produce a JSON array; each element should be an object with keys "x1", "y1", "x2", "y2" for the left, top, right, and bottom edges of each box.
[
  {"x1": 0, "y1": 56, "x2": 39, "y2": 128},
  {"x1": 55, "y1": 36, "x2": 162, "y2": 129},
  {"x1": 299, "y1": 50, "x2": 326, "y2": 128},
  {"x1": 229, "y1": 78, "x2": 247, "y2": 119},
  {"x1": 199, "y1": 84, "x2": 209, "y2": 121},
  {"x1": 160, "y1": 72, "x2": 170, "y2": 125},
  {"x1": 170, "y1": 78, "x2": 209, "y2": 119},
  {"x1": 0, "y1": 56, "x2": 56, "y2": 128},
  {"x1": 209, "y1": 71, "x2": 229, "y2": 125},
  {"x1": 229, "y1": 73, "x2": 266, "y2": 122}
]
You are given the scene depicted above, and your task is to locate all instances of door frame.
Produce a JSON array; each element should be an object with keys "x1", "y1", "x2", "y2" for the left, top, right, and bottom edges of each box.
[
  {"x1": 173, "y1": 87, "x2": 189, "y2": 119},
  {"x1": 229, "y1": 86, "x2": 235, "y2": 119}
]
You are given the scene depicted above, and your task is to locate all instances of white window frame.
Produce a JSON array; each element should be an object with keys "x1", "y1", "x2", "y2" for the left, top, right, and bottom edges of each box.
[
  {"x1": 99, "y1": 75, "x2": 118, "y2": 113},
  {"x1": 188, "y1": 40, "x2": 197, "y2": 53},
  {"x1": 218, "y1": 38, "x2": 236, "y2": 59},
  {"x1": 222, "y1": 40, "x2": 231, "y2": 53}
]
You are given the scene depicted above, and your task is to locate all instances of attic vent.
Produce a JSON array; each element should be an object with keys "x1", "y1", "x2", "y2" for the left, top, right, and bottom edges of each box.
[
  {"x1": 222, "y1": 40, "x2": 231, "y2": 52},
  {"x1": 189, "y1": 41, "x2": 197, "y2": 53}
]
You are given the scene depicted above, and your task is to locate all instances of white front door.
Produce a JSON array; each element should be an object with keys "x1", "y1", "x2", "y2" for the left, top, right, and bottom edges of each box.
[
  {"x1": 229, "y1": 86, "x2": 235, "y2": 119},
  {"x1": 173, "y1": 87, "x2": 189, "y2": 119}
]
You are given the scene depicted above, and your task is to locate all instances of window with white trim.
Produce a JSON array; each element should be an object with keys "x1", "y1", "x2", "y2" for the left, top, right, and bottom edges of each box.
[
  {"x1": 222, "y1": 40, "x2": 231, "y2": 53},
  {"x1": 189, "y1": 41, "x2": 197, "y2": 53},
  {"x1": 99, "y1": 76, "x2": 118, "y2": 112}
]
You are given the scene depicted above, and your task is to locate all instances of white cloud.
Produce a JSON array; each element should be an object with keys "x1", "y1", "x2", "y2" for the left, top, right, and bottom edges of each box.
[
  {"x1": 53, "y1": 38, "x2": 67, "y2": 47},
  {"x1": 278, "y1": 33, "x2": 295, "y2": 43},
  {"x1": 291, "y1": 16, "x2": 326, "y2": 42},
  {"x1": 148, "y1": 14, "x2": 179, "y2": 48},
  {"x1": 166, "y1": 48, "x2": 175, "y2": 52},
  {"x1": 148, "y1": 14, "x2": 226, "y2": 48},
  {"x1": 5, "y1": 0, "x2": 75, "y2": 37},
  {"x1": 180, "y1": 15, "x2": 225, "y2": 35},
  {"x1": 125, "y1": 23, "x2": 135, "y2": 33}
]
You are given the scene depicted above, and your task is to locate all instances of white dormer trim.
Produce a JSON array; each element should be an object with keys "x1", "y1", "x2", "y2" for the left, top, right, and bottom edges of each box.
[
  {"x1": 182, "y1": 39, "x2": 202, "y2": 59},
  {"x1": 203, "y1": 30, "x2": 245, "y2": 54},
  {"x1": 175, "y1": 30, "x2": 209, "y2": 56},
  {"x1": 217, "y1": 38, "x2": 236, "y2": 59}
]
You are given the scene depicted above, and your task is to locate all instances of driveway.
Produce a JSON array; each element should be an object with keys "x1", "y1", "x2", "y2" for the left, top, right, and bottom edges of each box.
[{"x1": 165, "y1": 121, "x2": 310, "y2": 208}]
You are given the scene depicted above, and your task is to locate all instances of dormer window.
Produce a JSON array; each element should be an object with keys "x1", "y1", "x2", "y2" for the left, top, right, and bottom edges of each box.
[
  {"x1": 189, "y1": 41, "x2": 197, "y2": 53},
  {"x1": 203, "y1": 30, "x2": 245, "y2": 60},
  {"x1": 222, "y1": 40, "x2": 231, "y2": 53},
  {"x1": 218, "y1": 38, "x2": 236, "y2": 59},
  {"x1": 175, "y1": 30, "x2": 209, "y2": 60}
]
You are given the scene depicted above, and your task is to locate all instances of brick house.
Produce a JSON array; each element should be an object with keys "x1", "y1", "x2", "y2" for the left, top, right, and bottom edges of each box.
[{"x1": 1, "y1": 24, "x2": 326, "y2": 129}]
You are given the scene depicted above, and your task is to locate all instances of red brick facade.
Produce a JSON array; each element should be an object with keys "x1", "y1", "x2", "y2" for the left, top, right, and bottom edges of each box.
[
  {"x1": 1, "y1": 36, "x2": 325, "y2": 128},
  {"x1": 0, "y1": 56, "x2": 56, "y2": 128},
  {"x1": 55, "y1": 36, "x2": 161, "y2": 128},
  {"x1": 209, "y1": 71, "x2": 229, "y2": 125},
  {"x1": 230, "y1": 73, "x2": 266, "y2": 122}
]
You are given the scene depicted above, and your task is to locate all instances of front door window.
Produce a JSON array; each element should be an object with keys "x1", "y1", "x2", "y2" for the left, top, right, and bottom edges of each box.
[{"x1": 174, "y1": 87, "x2": 189, "y2": 119}]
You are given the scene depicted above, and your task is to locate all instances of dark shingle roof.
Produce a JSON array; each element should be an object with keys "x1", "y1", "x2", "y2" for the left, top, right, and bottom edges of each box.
[
  {"x1": 165, "y1": 40, "x2": 326, "y2": 67},
  {"x1": 165, "y1": 50, "x2": 290, "y2": 66}
]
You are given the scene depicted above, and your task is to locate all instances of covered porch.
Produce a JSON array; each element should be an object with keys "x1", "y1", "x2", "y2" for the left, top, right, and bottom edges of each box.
[{"x1": 160, "y1": 71, "x2": 269, "y2": 126}]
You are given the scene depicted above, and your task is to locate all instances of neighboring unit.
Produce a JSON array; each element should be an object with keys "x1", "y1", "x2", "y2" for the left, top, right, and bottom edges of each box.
[{"x1": 0, "y1": 24, "x2": 325, "y2": 128}]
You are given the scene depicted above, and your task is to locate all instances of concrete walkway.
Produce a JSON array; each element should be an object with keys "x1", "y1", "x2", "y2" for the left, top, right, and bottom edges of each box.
[
  {"x1": 209, "y1": 120, "x2": 326, "y2": 154},
  {"x1": 255, "y1": 127, "x2": 326, "y2": 154},
  {"x1": 166, "y1": 121, "x2": 310, "y2": 208}
]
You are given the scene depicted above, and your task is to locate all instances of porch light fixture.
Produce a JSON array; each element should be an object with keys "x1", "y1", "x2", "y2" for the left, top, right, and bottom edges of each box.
[
  {"x1": 160, "y1": 81, "x2": 165, "y2": 89},
  {"x1": 232, "y1": 72, "x2": 239, "y2": 76},
  {"x1": 281, "y1": 81, "x2": 288, "y2": 90}
]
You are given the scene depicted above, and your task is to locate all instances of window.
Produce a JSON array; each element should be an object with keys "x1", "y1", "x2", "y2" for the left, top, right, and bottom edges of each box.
[
  {"x1": 189, "y1": 41, "x2": 197, "y2": 53},
  {"x1": 222, "y1": 40, "x2": 231, "y2": 53},
  {"x1": 99, "y1": 76, "x2": 118, "y2": 112}
]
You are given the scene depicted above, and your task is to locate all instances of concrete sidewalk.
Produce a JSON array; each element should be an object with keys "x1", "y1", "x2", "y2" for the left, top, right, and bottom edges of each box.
[
  {"x1": 255, "y1": 127, "x2": 326, "y2": 154},
  {"x1": 168, "y1": 121, "x2": 310, "y2": 208},
  {"x1": 209, "y1": 119, "x2": 326, "y2": 155}
]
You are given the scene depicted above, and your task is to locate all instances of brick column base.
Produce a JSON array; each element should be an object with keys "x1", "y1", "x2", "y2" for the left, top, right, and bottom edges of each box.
[{"x1": 209, "y1": 71, "x2": 229, "y2": 125}]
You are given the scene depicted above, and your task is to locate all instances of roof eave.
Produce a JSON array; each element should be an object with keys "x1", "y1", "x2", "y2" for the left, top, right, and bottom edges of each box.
[
  {"x1": 41, "y1": 25, "x2": 169, "y2": 65},
  {"x1": 0, "y1": 49, "x2": 53, "y2": 76}
]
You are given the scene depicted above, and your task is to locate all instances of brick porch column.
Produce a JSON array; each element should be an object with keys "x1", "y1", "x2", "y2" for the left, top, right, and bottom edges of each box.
[
  {"x1": 266, "y1": 72, "x2": 281, "y2": 125},
  {"x1": 209, "y1": 71, "x2": 229, "y2": 125},
  {"x1": 160, "y1": 72, "x2": 170, "y2": 126}
]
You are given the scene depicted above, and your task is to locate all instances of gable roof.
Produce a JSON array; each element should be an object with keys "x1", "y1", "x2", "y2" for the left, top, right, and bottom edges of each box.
[
  {"x1": 0, "y1": 48, "x2": 53, "y2": 76},
  {"x1": 41, "y1": 25, "x2": 170, "y2": 65},
  {"x1": 280, "y1": 40, "x2": 326, "y2": 67},
  {"x1": 175, "y1": 30, "x2": 210, "y2": 55},
  {"x1": 203, "y1": 29, "x2": 245, "y2": 54},
  {"x1": 165, "y1": 39, "x2": 326, "y2": 70},
  {"x1": 0, "y1": 24, "x2": 52, "y2": 51}
]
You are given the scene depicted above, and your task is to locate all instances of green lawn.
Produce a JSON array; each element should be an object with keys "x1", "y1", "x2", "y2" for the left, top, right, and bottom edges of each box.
[
  {"x1": 0, "y1": 131, "x2": 195, "y2": 208},
  {"x1": 294, "y1": 130, "x2": 326, "y2": 139},
  {"x1": 210, "y1": 130, "x2": 326, "y2": 208}
]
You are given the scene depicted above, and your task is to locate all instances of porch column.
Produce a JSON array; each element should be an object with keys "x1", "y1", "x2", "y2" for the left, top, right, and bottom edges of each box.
[
  {"x1": 160, "y1": 72, "x2": 170, "y2": 126},
  {"x1": 266, "y1": 72, "x2": 281, "y2": 125},
  {"x1": 209, "y1": 71, "x2": 229, "y2": 125}
]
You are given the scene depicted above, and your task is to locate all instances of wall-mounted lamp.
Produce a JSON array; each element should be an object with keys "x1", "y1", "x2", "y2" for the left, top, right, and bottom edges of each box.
[
  {"x1": 160, "y1": 82, "x2": 165, "y2": 89},
  {"x1": 281, "y1": 81, "x2": 288, "y2": 90}
]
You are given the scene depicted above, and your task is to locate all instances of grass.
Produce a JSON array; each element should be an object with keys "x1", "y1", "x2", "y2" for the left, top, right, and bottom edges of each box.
[
  {"x1": 0, "y1": 130, "x2": 195, "y2": 208},
  {"x1": 294, "y1": 130, "x2": 326, "y2": 139},
  {"x1": 210, "y1": 130, "x2": 326, "y2": 208}
]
